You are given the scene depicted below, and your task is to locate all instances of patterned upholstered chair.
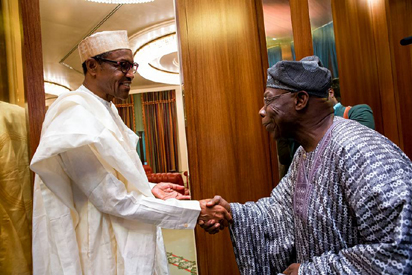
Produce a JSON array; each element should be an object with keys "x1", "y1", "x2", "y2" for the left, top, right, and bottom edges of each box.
[{"x1": 143, "y1": 165, "x2": 185, "y2": 187}]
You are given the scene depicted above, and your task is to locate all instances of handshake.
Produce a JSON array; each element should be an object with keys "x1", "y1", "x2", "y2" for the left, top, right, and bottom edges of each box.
[
  {"x1": 197, "y1": 196, "x2": 233, "y2": 234},
  {"x1": 151, "y1": 183, "x2": 232, "y2": 233}
]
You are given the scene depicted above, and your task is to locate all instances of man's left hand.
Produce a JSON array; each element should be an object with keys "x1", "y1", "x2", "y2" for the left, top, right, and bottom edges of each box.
[
  {"x1": 283, "y1": 263, "x2": 300, "y2": 275},
  {"x1": 152, "y1": 182, "x2": 191, "y2": 200}
]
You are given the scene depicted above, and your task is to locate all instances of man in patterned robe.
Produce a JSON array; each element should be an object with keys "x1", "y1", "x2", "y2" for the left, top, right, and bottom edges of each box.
[{"x1": 201, "y1": 56, "x2": 412, "y2": 274}]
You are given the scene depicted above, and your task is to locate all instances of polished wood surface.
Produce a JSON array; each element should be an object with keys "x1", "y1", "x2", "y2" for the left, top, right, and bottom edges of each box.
[
  {"x1": 331, "y1": 0, "x2": 412, "y2": 157},
  {"x1": 175, "y1": 0, "x2": 277, "y2": 273},
  {"x1": 290, "y1": 0, "x2": 314, "y2": 60},
  {"x1": 258, "y1": 0, "x2": 281, "y2": 187},
  {"x1": 175, "y1": 0, "x2": 412, "y2": 274},
  {"x1": 20, "y1": 0, "x2": 45, "y2": 159},
  {"x1": 386, "y1": 0, "x2": 412, "y2": 157},
  {"x1": 0, "y1": 3, "x2": 9, "y2": 102},
  {"x1": 332, "y1": 0, "x2": 385, "y2": 136},
  {"x1": 1, "y1": 0, "x2": 26, "y2": 106},
  {"x1": 368, "y1": 0, "x2": 400, "y2": 145}
]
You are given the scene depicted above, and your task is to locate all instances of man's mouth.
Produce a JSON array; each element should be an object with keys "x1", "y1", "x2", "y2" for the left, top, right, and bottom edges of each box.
[
  {"x1": 121, "y1": 82, "x2": 131, "y2": 88},
  {"x1": 263, "y1": 122, "x2": 271, "y2": 130},
  {"x1": 263, "y1": 121, "x2": 276, "y2": 133}
]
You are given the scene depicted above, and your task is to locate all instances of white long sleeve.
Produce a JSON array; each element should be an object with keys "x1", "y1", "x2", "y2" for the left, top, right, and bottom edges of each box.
[{"x1": 59, "y1": 145, "x2": 200, "y2": 229}]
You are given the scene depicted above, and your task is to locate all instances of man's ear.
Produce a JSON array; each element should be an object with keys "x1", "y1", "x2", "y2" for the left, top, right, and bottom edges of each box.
[
  {"x1": 328, "y1": 88, "x2": 334, "y2": 99},
  {"x1": 295, "y1": 91, "x2": 309, "y2": 111},
  {"x1": 85, "y1": 58, "x2": 99, "y2": 76}
]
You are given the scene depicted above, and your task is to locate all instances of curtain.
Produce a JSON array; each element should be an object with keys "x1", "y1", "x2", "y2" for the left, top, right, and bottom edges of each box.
[
  {"x1": 113, "y1": 96, "x2": 136, "y2": 132},
  {"x1": 132, "y1": 94, "x2": 146, "y2": 164},
  {"x1": 136, "y1": 131, "x2": 146, "y2": 164},
  {"x1": 312, "y1": 22, "x2": 339, "y2": 77},
  {"x1": 268, "y1": 45, "x2": 282, "y2": 67},
  {"x1": 114, "y1": 96, "x2": 149, "y2": 164},
  {"x1": 142, "y1": 90, "x2": 179, "y2": 173},
  {"x1": 268, "y1": 43, "x2": 296, "y2": 67}
]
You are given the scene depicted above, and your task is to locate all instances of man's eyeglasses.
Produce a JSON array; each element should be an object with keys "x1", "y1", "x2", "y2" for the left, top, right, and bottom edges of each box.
[
  {"x1": 263, "y1": 92, "x2": 290, "y2": 105},
  {"x1": 94, "y1": 57, "x2": 139, "y2": 74}
]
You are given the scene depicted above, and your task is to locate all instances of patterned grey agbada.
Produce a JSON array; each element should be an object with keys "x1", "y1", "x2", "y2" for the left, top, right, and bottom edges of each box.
[{"x1": 229, "y1": 117, "x2": 412, "y2": 274}]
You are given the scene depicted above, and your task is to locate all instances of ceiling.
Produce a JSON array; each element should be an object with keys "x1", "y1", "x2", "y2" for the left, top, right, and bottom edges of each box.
[
  {"x1": 40, "y1": 0, "x2": 332, "y2": 93},
  {"x1": 40, "y1": 0, "x2": 176, "y2": 92}
]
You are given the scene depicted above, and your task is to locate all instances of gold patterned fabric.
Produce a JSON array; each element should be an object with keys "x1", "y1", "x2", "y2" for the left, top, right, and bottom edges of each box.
[{"x1": 0, "y1": 101, "x2": 32, "y2": 274}]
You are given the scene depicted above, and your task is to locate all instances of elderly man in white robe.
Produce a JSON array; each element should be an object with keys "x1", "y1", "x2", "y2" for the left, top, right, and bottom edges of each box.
[{"x1": 30, "y1": 30, "x2": 232, "y2": 275}]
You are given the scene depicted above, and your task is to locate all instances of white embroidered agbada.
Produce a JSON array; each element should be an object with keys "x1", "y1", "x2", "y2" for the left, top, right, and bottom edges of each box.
[{"x1": 30, "y1": 85, "x2": 200, "y2": 275}]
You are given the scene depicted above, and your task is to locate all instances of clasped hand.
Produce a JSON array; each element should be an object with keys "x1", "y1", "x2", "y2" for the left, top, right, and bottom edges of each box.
[
  {"x1": 152, "y1": 186, "x2": 232, "y2": 234},
  {"x1": 198, "y1": 195, "x2": 232, "y2": 234},
  {"x1": 152, "y1": 182, "x2": 191, "y2": 200}
]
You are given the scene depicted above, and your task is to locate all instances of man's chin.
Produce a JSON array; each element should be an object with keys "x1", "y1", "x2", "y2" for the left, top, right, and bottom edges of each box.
[
  {"x1": 266, "y1": 126, "x2": 279, "y2": 139},
  {"x1": 270, "y1": 127, "x2": 284, "y2": 140},
  {"x1": 117, "y1": 90, "x2": 130, "y2": 100}
]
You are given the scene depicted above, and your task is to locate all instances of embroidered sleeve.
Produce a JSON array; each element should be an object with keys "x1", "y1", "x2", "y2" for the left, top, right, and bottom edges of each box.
[
  {"x1": 59, "y1": 145, "x2": 200, "y2": 229},
  {"x1": 229, "y1": 169, "x2": 297, "y2": 274}
]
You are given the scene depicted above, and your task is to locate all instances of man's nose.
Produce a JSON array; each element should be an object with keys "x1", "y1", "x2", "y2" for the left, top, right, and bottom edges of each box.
[
  {"x1": 126, "y1": 69, "x2": 135, "y2": 80},
  {"x1": 259, "y1": 107, "x2": 266, "y2": 117}
]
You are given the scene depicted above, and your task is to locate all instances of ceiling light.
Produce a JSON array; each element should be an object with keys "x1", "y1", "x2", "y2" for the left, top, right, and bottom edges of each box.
[
  {"x1": 134, "y1": 33, "x2": 180, "y2": 85},
  {"x1": 86, "y1": 0, "x2": 154, "y2": 4},
  {"x1": 44, "y1": 81, "x2": 71, "y2": 97}
]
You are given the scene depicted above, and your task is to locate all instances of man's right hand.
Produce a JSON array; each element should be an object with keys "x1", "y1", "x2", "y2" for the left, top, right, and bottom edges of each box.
[{"x1": 198, "y1": 195, "x2": 232, "y2": 234}]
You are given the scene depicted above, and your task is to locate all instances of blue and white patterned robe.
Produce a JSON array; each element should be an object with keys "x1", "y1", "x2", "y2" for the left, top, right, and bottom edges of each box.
[{"x1": 230, "y1": 117, "x2": 412, "y2": 274}]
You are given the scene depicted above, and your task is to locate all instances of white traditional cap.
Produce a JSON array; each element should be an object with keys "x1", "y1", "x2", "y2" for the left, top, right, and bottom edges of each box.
[{"x1": 78, "y1": 30, "x2": 131, "y2": 64}]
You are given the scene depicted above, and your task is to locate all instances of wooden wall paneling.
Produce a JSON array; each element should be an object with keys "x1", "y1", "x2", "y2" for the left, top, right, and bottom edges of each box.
[
  {"x1": 385, "y1": 0, "x2": 412, "y2": 157},
  {"x1": 368, "y1": 0, "x2": 400, "y2": 145},
  {"x1": 331, "y1": 0, "x2": 384, "y2": 134},
  {"x1": 175, "y1": 0, "x2": 276, "y2": 273},
  {"x1": 1, "y1": 0, "x2": 26, "y2": 106},
  {"x1": 289, "y1": 0, "x2": 314, "y2": 60},
  {"x1": 19, "y1": 0, "x2": 45, "y2": 159},
  {"x1": 256, "y1": 0, "x2": 280, "y2": 188},
  {"x1": 0, "y1": 3, "x2": 9, "y2": 102}
]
